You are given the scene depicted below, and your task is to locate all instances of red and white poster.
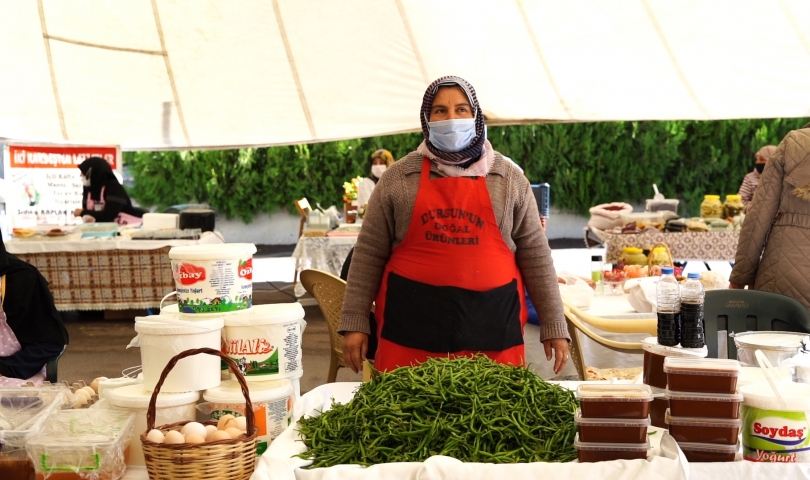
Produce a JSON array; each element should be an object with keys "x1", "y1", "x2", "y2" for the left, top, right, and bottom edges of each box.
[{"x1": 1, "y1": 143, "x2": 121, "y2": 227}]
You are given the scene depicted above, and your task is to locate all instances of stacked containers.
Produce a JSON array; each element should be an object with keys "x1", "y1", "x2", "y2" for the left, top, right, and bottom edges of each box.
[
  {"x1": 641, "y1": 337, "x2": 707, "y2": 428},
  {"x1": 663, "y1": 357, "x2": 742, "y2": 462},
  {"x1": 575, "y1": 385, "x2": 653, "y2": 462}
]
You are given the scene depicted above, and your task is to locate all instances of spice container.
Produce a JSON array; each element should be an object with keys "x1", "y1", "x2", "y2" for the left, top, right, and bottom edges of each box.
[
  {"x1": 677, "y1": 441, "x2": 738, "y2": 462},
  {"x1": 723, "y1": 195, "x2": 744, "y2": 219},
  {"x1": 577, "y1": 385, "x2": 653, "y2": 419},
  {"x1": 665, "y1": 409, "x2": 741, "y2": 445},
  {"x1": 574, "y1": 434, "x2": 650, "y2": 462},
  {"x1": 700, "y1": 195, "x2": 723, "y2": 218},
  {"x1": 641, "y1": 337, "x2": 708, "y2": 390},
  {"x1": 26, "y1": 409, "x2": 136, "y2": 480},
  {"x1": 664, "y1": 357, "x2": 741, "y2": 394},
  {"x1": 666, "y1": 389, "x2": 743, "y2": 419},
  {"x1": 575, "y1": 409, "x2": 650, "y2": 443}
]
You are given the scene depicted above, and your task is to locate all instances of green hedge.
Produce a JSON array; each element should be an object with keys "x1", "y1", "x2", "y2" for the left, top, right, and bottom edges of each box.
[{"x1": 125, "y1": 118, "x2": 808, "y2": 222}]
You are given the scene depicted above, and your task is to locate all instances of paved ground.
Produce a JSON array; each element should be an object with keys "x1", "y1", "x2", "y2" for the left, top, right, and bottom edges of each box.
[{"x1": 57, "y1": 282, "x2": 361, "y2": 395}]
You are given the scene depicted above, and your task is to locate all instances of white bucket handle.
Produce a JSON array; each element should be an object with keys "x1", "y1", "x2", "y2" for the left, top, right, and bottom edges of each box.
[
  {"x1": 135, "y1": 315, "x2": 220, "y2": 331},
  {"x1": 160, "y1": 291, "x2": 178, "y2": 311}
]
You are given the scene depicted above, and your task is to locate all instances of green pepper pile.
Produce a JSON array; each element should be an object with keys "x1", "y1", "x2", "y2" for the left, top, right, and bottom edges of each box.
[{"x1": 296, "y1": 356, "x2": 579, "y2": 467}]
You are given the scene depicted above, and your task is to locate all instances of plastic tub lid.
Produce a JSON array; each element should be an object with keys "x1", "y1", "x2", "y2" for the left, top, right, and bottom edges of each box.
[
  {"x1": 725, "y1": 195, "x2": 742, "y2": 201},
  {"x1": 732, "y1": 331, "x2": 810, "y2": 350},
  {"x1": 663, "y1": 357, "x2": 741, "y2": 376},
  {"x1": 106, "y1": 384, "x2": 199, "y2": 409},
  {"x1": 573, "y1": 434, "x2": 650, "y2": 451},
  {"x1": 704, "y1": 195, "x2": 720, "y2": 200},
  {"x1": 222, "y1": 303, "x2": 305, "y2": 326},
  {"x1": 574, "y1": 409, "x2": 651, "y2": 427},
  {"x1": 642, "y1": 337, "x2": 708, "y2": 358},
  {"x1": 676, "y1": 440, "x2": 739, "y2": 453},
  {"x1": 664, "y1": 409, "x2": 742, "y2": 428},
  {"x1": 664, "y1": 389, "x2": 743, "y2": 402},
  {"x1": 740, "y1": 382, "x2": 810, "y2": 411},
  {"x1": 134, "y1": 315, "x2": 223, "y2": 335},
  {"x1": 577, "y1": 384, "x2": 653, "y2": 402},
  {"x1": 203, "y1": 379, "x2": 293, "y2": 404},
  {"x1": 169, "y1": 243, "x2": 257, "y2": 260}
]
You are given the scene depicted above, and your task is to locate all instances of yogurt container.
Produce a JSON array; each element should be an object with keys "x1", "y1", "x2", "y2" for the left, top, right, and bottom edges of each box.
[
  {"x1": 168, "y1": 243, "x2": 257, "y2": 314},
  {"x1": 741, "y1": 381, "x2": 810, "y2": 462}
]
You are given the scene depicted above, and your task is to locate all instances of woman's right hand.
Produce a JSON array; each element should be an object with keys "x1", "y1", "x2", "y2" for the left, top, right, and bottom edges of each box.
[{"x1": 343, "y1": 332, "x2": 368, "y2": 374}]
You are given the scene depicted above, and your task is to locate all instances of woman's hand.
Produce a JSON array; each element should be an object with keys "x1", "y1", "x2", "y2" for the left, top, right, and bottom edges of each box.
[
  {"x1": 73, "y1": 208, "x2": 84, "y2": 217},
  {"x1": 543, "y1": 338, "x2": 570, "y2": 374},
  {"x1": 729, "y1": 283, "x2": 749, "y2": 289},
  {"x1": 343, "y1": 332, "x2": 368, "y2": 374}
]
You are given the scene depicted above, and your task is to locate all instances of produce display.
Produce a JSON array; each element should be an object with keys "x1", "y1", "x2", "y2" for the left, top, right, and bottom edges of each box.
[{"x1": 296, "y1": 356, "x2": 579, "y2": 467}]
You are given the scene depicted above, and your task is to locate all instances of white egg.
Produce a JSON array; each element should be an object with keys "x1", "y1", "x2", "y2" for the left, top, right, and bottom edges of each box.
[
  {"x1": 73, "y1": 396, "x2": 87, "y2": 408},
  {"x1": 217, "y1": 415, "x2": 237, "y2": 431},
  {"x1": 145, "y1": 429, "x2": 165, "y2": 444},
  {"x1": 234, "y1": 416, "x2": 247, "y2": 432},
  {"x1": 210, "y1": 430, "x2": 231, "y2": 441},
  {"x1": 225, "y1": 427, "x2": 243, "y2": 439},
  {"x1": 185, "y1": 433, "x2": 206, "y2": 444},
  {"x1": 90, "y1": 377, "x2": 107, "y2": 393},
  {"x1": 81, "y1": 386, "x2": 96, "y2": 397},
  {"x1": 164, "y1": 430, "x2": 185, "y2": 444},
  {"x1": 204, "y1": 425, "x2": 218, "y2": 440},
  {"x1": 181, "y1": 422, "x2": 207, "y2": 439}
]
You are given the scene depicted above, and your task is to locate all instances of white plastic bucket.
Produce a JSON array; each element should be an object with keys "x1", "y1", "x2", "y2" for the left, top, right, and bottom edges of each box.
[
  {"x1": 134, "y1": 314, "x2": 223, "y2": 392},
  {"x1": 223, "y1": 304, "x2": 305, "y2": 382},
  {"x1": 98, "y1": 376, "x2": 143, "y2": 400},
  {"x1": 202, "y1": 379, "x2": 294, "y2": 456},
  {"x1": 741, "y1": 382, "x2": 810, "y2": 462},
  {"x1": 107, "y1": 385, "x2": 199, "y2": 466},
  {"x1": 168, "y1": 243, "x2": 257, "y2": 314}
]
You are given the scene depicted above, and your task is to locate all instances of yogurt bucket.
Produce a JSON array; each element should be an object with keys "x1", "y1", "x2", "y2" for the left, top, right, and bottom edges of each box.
[
  {"x1": 134, "y1": 315, "x2": 223, "y2": 392},
  {"x1": 741, "y1": 381, "x2": 810, "y2": 462},
  {"x1": 223, "y1": 303, "x2": 305, "y2": 382},
  {"x1": 202, "y1": 379, "x2": 294, "y2": 456},
  {"x1": 168, "y1": 243, "x2": 257, "y2": 314},
  {"x1": 107, "y1": 385, "x2": 199, "y2": 466},
  {"x1": 98, "y1": 376, "x2": 142, "y2": 400}
]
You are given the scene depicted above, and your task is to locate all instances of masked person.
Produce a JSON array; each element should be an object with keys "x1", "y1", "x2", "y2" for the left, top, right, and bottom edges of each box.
[
  {"x1": 357, "y1": 149, "x2": 395, "y2": 213},
  {"x1": 0, "y1": 236, "x2": 68, "y2": 387},
  {"x1": 738, "y1": 145, "x2": 778, "y2": 212},
  {"x1": 73, "y1": 157, "x2": 143, "y2": 225},
  {"x1": 339, "y1": 76, "x2": 570, "y2": 374}
]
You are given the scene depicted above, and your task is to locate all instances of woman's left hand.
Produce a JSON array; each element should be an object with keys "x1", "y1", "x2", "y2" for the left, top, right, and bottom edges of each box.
[{"x1": 543, "y1": 338, "x2": 569, "y2": 374}]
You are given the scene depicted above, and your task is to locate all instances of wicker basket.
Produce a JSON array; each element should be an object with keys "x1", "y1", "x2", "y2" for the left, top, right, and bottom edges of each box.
[
  {"x1": 141, "y1": 348, "x2": 258, "y2": 480},
  {"x1": 647, "y1": 242, "x2": 674, "y2": 270}
]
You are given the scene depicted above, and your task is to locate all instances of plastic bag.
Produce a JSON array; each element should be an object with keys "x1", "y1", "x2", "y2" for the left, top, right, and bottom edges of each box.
[
  {"x1": 625, "y1": 277, "x2": 660, "y2": 313},
  {"x1": 587, "y1": 203, "x2": 633, "y2": 230},
  {"x1": 557, "y1": 272, "x2": 594, "y2": 309}
]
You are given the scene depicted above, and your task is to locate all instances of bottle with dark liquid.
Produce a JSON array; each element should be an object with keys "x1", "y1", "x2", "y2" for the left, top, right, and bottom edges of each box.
[
  {"x1": 656, "y1": 267, "x2": 681, "y2": 346},
  {"x1": 680, "y1": 272, "x2": 705, "y2": 348}
]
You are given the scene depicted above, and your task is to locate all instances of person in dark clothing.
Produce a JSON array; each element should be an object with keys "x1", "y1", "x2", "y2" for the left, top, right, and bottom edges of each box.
[
  {"x1": 73, "y1": 157, "x2": 143, "y2": 225},
  {"x1": 0, "y1": 235, "x2": 68, "y2": 382}
]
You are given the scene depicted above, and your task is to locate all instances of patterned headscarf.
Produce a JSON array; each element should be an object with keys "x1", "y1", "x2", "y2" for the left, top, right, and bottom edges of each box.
[
  {"x1": 371, "y1": 149, "x2": 395, "y2": 167},
  {"x1": 420, "y1": 76, "x2": 486, "y2": 166}
]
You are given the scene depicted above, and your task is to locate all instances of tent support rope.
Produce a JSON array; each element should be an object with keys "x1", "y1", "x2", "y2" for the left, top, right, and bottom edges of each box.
[
  {"x1": 151, "y1": 0, "x2": 191, "y2": 146},
  {"x1": 37, "y1": 0, "x2": 68, "y2": 140},
  {"x1": 396, "y1": 0, "x2": 429, "y2": 86}
]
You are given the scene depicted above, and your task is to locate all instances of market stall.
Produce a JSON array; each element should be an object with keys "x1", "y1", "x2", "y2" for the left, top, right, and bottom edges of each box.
[
  {"x1": 292, "y1": 235, "x2": 357, "y2": 297},
  {"x1": 588, "y1": 228, "x2": 740, "y2": 264}
]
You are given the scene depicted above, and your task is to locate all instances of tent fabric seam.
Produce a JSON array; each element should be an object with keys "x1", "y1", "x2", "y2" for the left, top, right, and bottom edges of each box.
[
  {"x1": 151, "y1": 0, "x2": 191, "y2": 146},
  {"x1": 778, "y1": 0, "x2": 810, "y2": 58},
  {"x1": 395, "y1": 0, "x2": 429, "y2": 86},
  {"x1": 37, "y1": 0, "x2": 68, "y2": 140},
  {"x1": 45, "y1": 35, "x2": 166, "y2": 56}
]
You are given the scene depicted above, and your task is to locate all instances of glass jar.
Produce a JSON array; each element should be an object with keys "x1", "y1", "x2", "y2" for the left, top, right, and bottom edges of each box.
[
  {"x1": 700, "y1": 195, "x2": 723, "y2": 219},
  {"x1": 591, "y1": 255, "x2": 604, "y2": 283},
  {"x1": 723, "y1": 194, "x2": 744, "y2": 219},
  {"x1": 620, "y1": 247, "x2": 647, "y2": 266},
  {"x1": 648, "y1": 247, "x2": 671, "y2": 267}
]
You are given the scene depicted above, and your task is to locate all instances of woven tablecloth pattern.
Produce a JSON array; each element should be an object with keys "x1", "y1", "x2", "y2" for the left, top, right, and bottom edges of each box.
[
  {"x1": 17, "y1": 248, "x2": 175, "y2": 311},
  {"x1": 292, "y1": 236, "x2": 357, "y2": 296},
  {"x1": 601, "y1": 230, "x2": 741, "y2": 263}
]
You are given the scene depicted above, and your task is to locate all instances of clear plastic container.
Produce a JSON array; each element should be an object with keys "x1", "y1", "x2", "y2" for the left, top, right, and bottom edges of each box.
[
  {"x1": 665, "y1": 409, "x2": 741, "y2": 445},
  {"x1": 723, "y1": 195, "x2": 744, "y2": 219},
  {"x1": 700, "y1": 195, "x2": 723, "y2": 219},
  {"x1": 26, "y1": 409, "x2": 136, "y2": 480},
  {"x1": 677, "y1": 440, "x2": 738, "y2": 462},
  {"x1": 620, "y1": 247, "x2": 648, "y2": 266},
  {"x1": 575, "y1": 409, "x2": 650, "y2": 443},
  {"x1": 620, "y1": 212, "x2": 664, "y2": 229},
  {"x1": 664, "y1": 357, "x2": 741, "y2": 394},
  {"x1": 574, "y1": 434, "x2": 650, "y2": 462},
  {"x1": 577, "y1": 385, "x2": 653, "y2": 419},
  {"x1": 665, "y1": 389, "x2": 743, "y2": 419},
  {"x1": 641, "y1": 337, "x2": 707, "y2": 390}
]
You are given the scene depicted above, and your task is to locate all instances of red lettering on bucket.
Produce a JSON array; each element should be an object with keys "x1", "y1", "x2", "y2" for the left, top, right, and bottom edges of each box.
[
  {"x1": 754, "y1": 422, "x2": 806, "y2": 440},
  {"x1": 238, "y1": 259, "x2": 253, "y2": 280},
  {"x1": 175, "y1": 263, "x2": 206, "y2": 285},
  {"x1": 228, "y1": 337, "x2": 274, "y2": 355}
]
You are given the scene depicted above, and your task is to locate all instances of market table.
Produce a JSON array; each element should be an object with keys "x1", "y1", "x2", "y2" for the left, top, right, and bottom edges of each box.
[
  {"x1": 292, "y1": 235, "x2": 358, "y2": 296},
  {"x1": 4, "y1": 232, "x2": 224, "y2": 311},
  {"x1": 587, "y1": 228, "x2": 740, "y2": 263}
]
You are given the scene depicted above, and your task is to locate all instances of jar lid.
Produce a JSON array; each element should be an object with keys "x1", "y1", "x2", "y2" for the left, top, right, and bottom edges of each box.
[
  {"x1": 665, "y1": 409, "x2": 742, "y2": 427},
  {"x1": 576, "y1": 384, "x2": 653, "y2": 402},
  {"x1": 725, "y1": 195, "x2": 742, "y2": 201},
  {"x1": 663, "y1": 357, "x2": 741, "y2": 376},
  {"x1": 591, "y1": 255, "x2": 603, "y2": 261},
  {"x1": 704, "y1": 195, "x2": 721, "y2": 200},
  {"x1": 203, "y1": 379, "x2": 293, "y2": 404},
  {"x1": 574, "y1": 409, "x2": 651, "y2": 427},
  {"x1": 622, "y1": 247, "x2": 643, "y2": 254},
  {"x1": 106, "y1": 384, "x2": 199, "y2": 409},
  {"x1": 665, "y1": 388, "x2": 743, "y2": 402},
  {"x1": 641, "y1": 337, "x2": 708, "y2": 358},
  {"x1": 676, "y1": 440, "x2": 739, "y2": 454},
  {"x1": 574, "y1": 434, "x2": 650, "y2": 452}
]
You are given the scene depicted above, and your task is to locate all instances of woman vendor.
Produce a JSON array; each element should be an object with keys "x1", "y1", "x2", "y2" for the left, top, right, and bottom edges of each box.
[
  {"x1": 357, "y1": 149, "x2": 395, "y2": 212},
  {"x1": 339, "y1": 76, "x2": 569, "y2": 374},
  {"x1": 0, "y1": 236, "x2": 68, "y2": 386},
  {"x1": 74, "y1": 157, "x2": 143, "y2": 225}
]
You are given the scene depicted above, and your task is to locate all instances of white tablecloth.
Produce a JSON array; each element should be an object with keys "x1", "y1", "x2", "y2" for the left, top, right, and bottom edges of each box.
[
  {"x1": 292, "y1": 236, "x2": 357, "y2": 296},
  {"x1": 4, "y1": 230, "x2": 224, "y2": 253}
]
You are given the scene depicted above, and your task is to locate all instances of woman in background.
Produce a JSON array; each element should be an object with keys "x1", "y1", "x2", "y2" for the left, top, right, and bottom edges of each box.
[
  {"x1": 356, "y1": 149, "x2": 395, "y2": 212},
  {"x1": 74, "y1": 157, "x2": 143, "y2": 225}
]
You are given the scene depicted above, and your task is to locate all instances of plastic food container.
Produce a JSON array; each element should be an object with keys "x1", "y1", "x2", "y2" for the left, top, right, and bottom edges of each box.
[
  {"x1": 664, "y1": 357, "x2": 741, "y2": 394},
  {"x1": 574, "y1": 434, "x2": 650, "y2": 462},
  {"x1": 665, "y1": 409, "x2": 742, "y2": 445},
  {"x1": 106, "y1": 385, "x2": 199, "y2": 466},
  {"x1": 731, "y1": 331, "x2": 809, "y2": 368},
  {"x1": 577, "y1": 385, "x2": 653, "y2": 419},
  {"x1": 666, "y1": 389, "x2": 743, "y2": 419},
  {"x1": 641, "y1": 337, "x2": 707, "y2": 390},
  {"x1": 575, "y1": 409, "x2": 650, "y2": 443},
  {"x1": 26, "y1": 409, "x2": 136, "y2": 480},
  {"x1": 677, "y1": 440, "x2": 738, "y2": 462},
  {"x1": 620, "y1": 212, "x2": 664, "y2": 229},
  {"x1": 650, "y1": 396, "x2": 669, "y2": 429},
  {"x1": 202, "y1": 379, "x2": 294, "y2": 455}
]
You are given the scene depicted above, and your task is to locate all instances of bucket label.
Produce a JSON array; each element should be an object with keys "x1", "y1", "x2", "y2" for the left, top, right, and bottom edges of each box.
[
  {"x1": 225, "y1": 321, "x2": 302, "y2": 379},
  {"x1": 211, "y1": 400, "x2": 291, "y2": 456},
  {"x1": 172, "y1": 258, "x2": 253, "y2": 314},
  {"x1": 743, "y1": 405, "x2": 810, "y2": 462}
]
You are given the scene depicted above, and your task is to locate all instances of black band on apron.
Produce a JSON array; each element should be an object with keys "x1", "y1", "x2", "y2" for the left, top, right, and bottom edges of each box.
[{"x1": 381, "y1": 272, "x2": 523, "y2": 353}]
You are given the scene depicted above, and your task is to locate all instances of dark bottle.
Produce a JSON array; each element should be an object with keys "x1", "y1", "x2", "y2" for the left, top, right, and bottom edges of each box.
[
  {"x1": 656, "y1": 267, "x2": 681, "y2": 346},
  {"x1": 680, "y1": 273, "x2": 705, "y2": 348}
]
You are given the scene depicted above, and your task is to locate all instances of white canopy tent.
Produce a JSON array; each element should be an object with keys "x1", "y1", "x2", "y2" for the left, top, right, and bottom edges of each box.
[{"x1": 1, "y1": 0, "x2": 809, "y2": 151}]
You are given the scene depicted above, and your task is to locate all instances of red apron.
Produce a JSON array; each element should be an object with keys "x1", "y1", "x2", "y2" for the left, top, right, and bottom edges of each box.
[{"x1": 373, "y1": 158, "x2": 528, "y2": 371}]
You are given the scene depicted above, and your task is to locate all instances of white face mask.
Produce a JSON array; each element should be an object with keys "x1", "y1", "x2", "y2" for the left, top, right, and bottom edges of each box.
[
  {"x1": 427, "y1": 118, "x2": 476, "y2": 153},
  {"x1": 81, "y1": 169, "x2": 91, "y2": 187},
  {"x1": 371, "y1": 164, "x2": 387, "y2": 178}
]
